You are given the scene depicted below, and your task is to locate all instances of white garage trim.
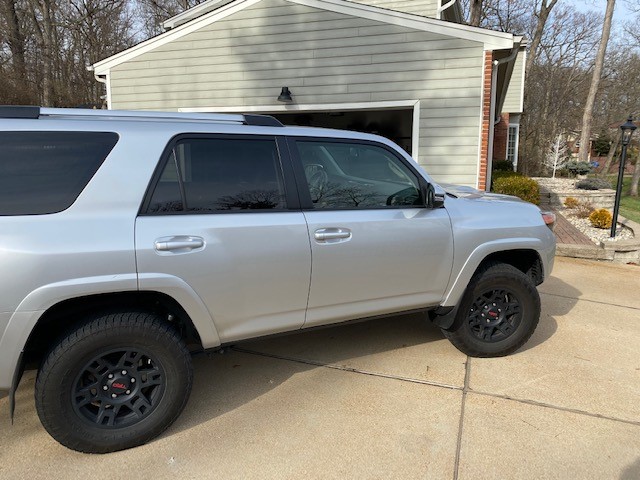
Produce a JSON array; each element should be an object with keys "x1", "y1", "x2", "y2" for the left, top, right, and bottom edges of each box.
[{"x1": 179, "y1": 100, "x2": 421, "y2": 159}]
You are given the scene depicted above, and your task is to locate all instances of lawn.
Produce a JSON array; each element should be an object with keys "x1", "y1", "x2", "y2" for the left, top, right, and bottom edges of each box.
[{"x1": 605, "y1": 175, "x2": 640, "y2": 224}]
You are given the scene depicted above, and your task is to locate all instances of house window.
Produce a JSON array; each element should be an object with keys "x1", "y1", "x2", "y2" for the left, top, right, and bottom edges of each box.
[{"x1": 506, "y1": 125, "x2": 520, "y2": 167}]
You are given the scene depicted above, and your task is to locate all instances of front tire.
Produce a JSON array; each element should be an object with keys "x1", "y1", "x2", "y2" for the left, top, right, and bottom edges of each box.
[
  {"x1": 442, "y1": 263, "x2": 541, "y2": 357},
  {"x1": 35, "y1": 312, "x2": 193, "y2": 453}
]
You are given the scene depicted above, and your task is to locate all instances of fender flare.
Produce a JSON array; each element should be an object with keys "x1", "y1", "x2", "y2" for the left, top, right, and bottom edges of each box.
[{"x1": 440, "y1": 238, "x2": 546, "y2": 309}]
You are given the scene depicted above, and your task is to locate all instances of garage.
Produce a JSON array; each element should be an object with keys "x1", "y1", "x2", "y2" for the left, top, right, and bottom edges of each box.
[{"x1": 271, "y1": 107, "x2": 414, "y2": 155}]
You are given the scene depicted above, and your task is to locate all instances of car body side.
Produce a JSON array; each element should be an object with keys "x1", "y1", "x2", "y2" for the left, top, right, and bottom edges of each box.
[{"x1": 0, "y1": 117, "x2": 555, "y2": 392}]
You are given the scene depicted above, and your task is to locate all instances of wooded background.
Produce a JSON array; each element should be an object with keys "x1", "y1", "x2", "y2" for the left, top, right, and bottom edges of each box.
[{"x1": 1, "y1": 0, "x2": 639, "y2": 179}]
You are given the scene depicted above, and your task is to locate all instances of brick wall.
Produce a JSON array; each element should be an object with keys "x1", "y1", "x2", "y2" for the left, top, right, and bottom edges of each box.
[{"x1": 478, "y1": 52, "x2": 493, "y2": 191}]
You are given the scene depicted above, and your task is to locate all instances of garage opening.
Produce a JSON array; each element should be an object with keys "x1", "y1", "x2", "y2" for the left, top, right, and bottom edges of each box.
[{"x1": 270, "y1": 108, "x2": 413, "y2": 155}]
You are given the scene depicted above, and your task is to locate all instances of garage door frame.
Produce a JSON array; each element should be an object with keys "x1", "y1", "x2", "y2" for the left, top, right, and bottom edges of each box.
[{"x1": 179, "y1": 100, "x2": 421, "y2": 160}]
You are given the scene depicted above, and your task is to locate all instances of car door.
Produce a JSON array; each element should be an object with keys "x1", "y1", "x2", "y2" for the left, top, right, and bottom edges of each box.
[
  {"x1": 287, "y1": 137, "x2": 454, "y2": 328},
  {"x1": 136, "y1": 134, "x2": 311, "y2": 343}
]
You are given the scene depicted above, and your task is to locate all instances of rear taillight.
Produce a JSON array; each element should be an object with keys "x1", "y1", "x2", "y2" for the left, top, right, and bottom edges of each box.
[{"x1": 541, "y1": 211, "x2": 556, "y2": 230}]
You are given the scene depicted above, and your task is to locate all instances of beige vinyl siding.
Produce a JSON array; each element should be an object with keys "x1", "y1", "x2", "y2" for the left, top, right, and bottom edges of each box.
[
  {"x1": 110, "y1": 0, "x2": 484, "y2": 186},
  {"x1": 503, "y1": 49, "x2": 525, "y2": 113},
  {"x1": 350, "y1": 0, "x2": 439, "y2": 17}
]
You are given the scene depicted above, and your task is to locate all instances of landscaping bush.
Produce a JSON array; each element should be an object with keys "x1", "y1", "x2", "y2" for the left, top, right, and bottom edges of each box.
[
  {"x1": 564, "y1": 197, "x2": 580, "y2": 209},
  {"x1": 492, "y1": 176, "x2": 540, "y2": 205},
  {"x1": 589, "y1": 209, "x2": 613, "y2": 229},
  {"x1": 493, "y1": 160, "x2": 514, "y2": 172},
  {"x1": 566, "y1": 161, "x2": 592, "y2": 176},
  {"x1": 575, "y1": 178, "x2": 612, "y2": 190},
  {"x1": 574, "y1": 201, "x2": 595, "y2": 219},
  {"x1": 490, "y1": 170, "x2": 522, "y2": 191}
]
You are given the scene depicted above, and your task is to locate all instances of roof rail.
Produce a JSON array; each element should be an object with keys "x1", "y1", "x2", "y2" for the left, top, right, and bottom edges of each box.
[
  {"x1": 0, "y1": 106, "x2": 40, "y2": 119},
  {"x1": 0, "y1": 106, "x2": 283, "y2": 127}
]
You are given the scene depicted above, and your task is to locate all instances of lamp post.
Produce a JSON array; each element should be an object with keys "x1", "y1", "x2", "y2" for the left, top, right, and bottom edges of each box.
[{"x1": 611, "y1": 116, "x2": 637, "y2": 237}]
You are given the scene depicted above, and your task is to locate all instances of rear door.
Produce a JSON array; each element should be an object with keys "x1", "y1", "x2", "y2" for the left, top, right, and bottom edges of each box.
[
  {"x1": 135, "y1": 135, "x2": 311, "y2": 342},
  {"x1": 287, "y1": 137, "x2": 454, "y2": 327}
]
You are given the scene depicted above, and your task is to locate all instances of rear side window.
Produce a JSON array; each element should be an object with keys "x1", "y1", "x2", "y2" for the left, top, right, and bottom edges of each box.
[
  {"x1": 146, "y1": 137, "x2": 286, "y2": 214},
  {"x1": 0, "y1": 131, "x2": 118, "y2": 215}
]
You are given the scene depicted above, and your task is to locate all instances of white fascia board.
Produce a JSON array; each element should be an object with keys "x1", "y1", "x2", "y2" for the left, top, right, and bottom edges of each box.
[
  {"x1": 93, "y1": 0, "x2": 261, "y2": 74},
  {"x1": 163, "y1": 0, "x2": 228, "y2": 30},
  {"x1": 288, "y1": 0, "x2": 515, "y2": 49}
]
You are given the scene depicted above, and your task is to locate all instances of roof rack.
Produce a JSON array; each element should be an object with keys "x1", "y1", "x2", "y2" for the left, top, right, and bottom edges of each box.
[{"x1": 0, "y1": 106, "x2": 284, "y2": 127}]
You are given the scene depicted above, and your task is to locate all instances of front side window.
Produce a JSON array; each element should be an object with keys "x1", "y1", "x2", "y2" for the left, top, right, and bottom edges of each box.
[
  {"x1": 147, "y1": 137, "x2": 286, "y2": 214},
  {"x1": 0, "y1": 131, "x2": 118, "y2": 215},
  {"x1": 294, "y1": 140, "x2": 422, "y2": 209}
]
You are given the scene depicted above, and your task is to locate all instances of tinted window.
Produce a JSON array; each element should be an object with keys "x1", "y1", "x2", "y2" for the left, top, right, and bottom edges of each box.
[
  {"x1": 147, "y1": 137, "x2": 286, "y2": 214},
  {"x1": 295, "y1": 141, "x2": 422, "y2": 209},
  {"x1": 0, "y1": 131, "x2": 118, "y2": 215}
]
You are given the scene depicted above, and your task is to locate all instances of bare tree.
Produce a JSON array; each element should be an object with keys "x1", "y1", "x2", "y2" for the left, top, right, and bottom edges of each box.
[
  {"x1": 577, "y1": 0, "x2": 616, "y2": 165},
  {"x1": 525, "y1": 0, "x2": 560, "y2": 74},
  {"x1": 545, "y1": 134, "x2": 569, "y2": 177},
  {"x1": 469, "y1": 0, "x2": 483, "y2": 26}
]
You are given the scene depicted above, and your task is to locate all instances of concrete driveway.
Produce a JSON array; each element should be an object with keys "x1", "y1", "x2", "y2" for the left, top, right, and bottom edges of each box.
[{"x1": 1, "y1": 257, "x2": 639, "y2": 479}]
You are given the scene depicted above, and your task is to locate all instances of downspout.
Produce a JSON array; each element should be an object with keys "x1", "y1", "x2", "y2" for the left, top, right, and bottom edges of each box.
[
  {"x1": 485, "y1": 47, "x2": 519, "y2": 191},
  {"x1": 87, "y1": 64, "x2": 109, "y2": 109},
  {"x1": 437, "y1": 0, "x2": 457, "y2": 20}
]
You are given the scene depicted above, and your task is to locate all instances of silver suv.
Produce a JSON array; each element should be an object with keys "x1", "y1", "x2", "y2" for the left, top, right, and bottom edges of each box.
[{"x1": 0, "y1": 106, "x2": 555, "y2": 453}]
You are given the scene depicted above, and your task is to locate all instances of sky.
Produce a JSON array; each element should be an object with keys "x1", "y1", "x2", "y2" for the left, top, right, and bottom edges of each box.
[{"x1": 567, "y1": 0, "x2": 637, "y2": 23}]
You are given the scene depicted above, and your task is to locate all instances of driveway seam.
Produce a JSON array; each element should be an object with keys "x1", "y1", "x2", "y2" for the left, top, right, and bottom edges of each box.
[
  {"x1": 452, "y1": 357, "x2": 470, "y2": 480},
  {"x1": 231, "y1": 347, "x2": 463, "y2": 390},
  {"x1": 469, "y1": 389, "x2": 640, "y2": 428},
  {"x1": 539, "y1": 292, "x2": 640, "y2": 311}
]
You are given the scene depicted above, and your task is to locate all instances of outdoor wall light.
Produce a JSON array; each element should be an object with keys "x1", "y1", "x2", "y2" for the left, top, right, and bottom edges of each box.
[
  {"x1": 277, "y1": 87, "x2": 293, "y2": 102},
  {"x1": 621, "y1": 116, "x2": 637, "y2": 146},
  {"x1": 611, "y1": 115, "x2": 637, "y2": 237}
]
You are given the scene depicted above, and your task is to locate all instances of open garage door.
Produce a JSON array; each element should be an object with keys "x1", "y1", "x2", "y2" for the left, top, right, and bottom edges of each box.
[{"x1": 271, "y1": 108, "x2": 414, "y2": 155}]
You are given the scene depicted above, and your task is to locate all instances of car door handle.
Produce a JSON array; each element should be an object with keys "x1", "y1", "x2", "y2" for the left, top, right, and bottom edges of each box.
[
  {"x1": 154, "y1": 236, "x2": 205, "y2": 252},
  {"x1": 314, "y1": 228, "x2": 351, "y2": 242}
]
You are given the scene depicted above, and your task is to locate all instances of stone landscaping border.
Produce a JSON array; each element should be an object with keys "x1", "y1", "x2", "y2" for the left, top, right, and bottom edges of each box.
[
  {"x1": 540, "y1": 188, "x2": 615, "y2": 210},
  {"x1": 556, "y1": 214, "x2": 640, "y2": 264}
]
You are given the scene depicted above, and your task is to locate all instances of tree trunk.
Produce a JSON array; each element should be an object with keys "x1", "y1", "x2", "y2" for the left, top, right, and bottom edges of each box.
[
  {"x1": 601, "y1": 134, "x2": 620, "y2": 175},
  {"x1": 631, "y1": 160, "x2": 640, "y2": 196},
  {"x1": 1, "y1": 0, "x2": 28, "y2": 80},
  {"x1": 578, "y1": 0, "x2": 616, "y2": 165},
  {"x1": 524, "y1": 0, "x2": 559, "y2": 74},
  {"x1": 469, "y1": 0, "x2": 483, "y2": 26}
]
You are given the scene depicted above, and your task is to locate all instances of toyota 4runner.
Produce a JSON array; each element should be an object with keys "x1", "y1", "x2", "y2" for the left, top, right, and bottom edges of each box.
[{"x1": 0, "y1": 106, "x2": 555, "y2": 453}]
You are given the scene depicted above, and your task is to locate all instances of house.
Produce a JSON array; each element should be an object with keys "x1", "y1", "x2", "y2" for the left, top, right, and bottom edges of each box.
[{"x1": 91, "y1": 0, "x2": 525, "y2": 189}]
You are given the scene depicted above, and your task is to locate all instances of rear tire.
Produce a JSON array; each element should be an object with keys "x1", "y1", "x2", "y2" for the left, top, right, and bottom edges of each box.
[
  {"x1": 35, "y1": 311, "x2": 193, "y2": 453},
  {"x1": 442, "y1": 263, "x2": 540, "y2": 357}
]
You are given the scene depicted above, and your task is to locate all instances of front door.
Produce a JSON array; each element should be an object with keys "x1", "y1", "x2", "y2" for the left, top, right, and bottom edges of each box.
[
  {"x1": 136, "y1": 135, "x2": 311, "y2": 342},
  {"x1": 287, "y1": 138, "x2": 454, "y2": 327}
]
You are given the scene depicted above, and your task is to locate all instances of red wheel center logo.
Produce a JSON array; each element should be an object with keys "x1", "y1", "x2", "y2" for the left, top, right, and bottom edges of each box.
[{"x1": 112, "y1": 382, "x2": 127, "y2": 391}]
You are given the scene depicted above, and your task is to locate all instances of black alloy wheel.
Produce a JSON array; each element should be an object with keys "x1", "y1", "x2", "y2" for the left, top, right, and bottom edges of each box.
[
  {"x1": 466, "y1": 288, "x2": 522, "y2": 343},
  {"x1": 442, "y1": 262, "x2": 541, "y2": 357},
  {"x1": 35, "y1": 312, "x2": 193, "y2": 453},
  {"x1": 72, "y1": 348, "x2": 165, "y2": 428}
]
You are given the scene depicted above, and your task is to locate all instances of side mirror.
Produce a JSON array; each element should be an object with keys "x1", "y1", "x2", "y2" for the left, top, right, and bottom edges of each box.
[{"x1": 422, "y1": 183, "x2": 445, "y2": 209}]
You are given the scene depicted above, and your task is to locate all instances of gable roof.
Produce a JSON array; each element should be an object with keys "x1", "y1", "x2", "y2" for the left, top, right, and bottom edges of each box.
[
  {"x1": 163, "y1": 0, "x2": 463, "y2": 30},
  {"x1": 92, "y1": 0, "x2": 518, "y2": 75}
]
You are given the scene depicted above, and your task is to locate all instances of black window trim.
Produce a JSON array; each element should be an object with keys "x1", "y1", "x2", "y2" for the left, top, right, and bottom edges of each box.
[
  {"x1": 139, "y1": 133, "x2": 299, "y2": 216},
  {"x1": 285, "y1": 136, "x2": 428, "y2": 211}
]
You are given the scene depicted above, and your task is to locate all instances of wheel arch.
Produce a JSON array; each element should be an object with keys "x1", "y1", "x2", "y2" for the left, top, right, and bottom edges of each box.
[
  {"x1": 441, "y1": 240, "x2": 546, "y2": 309},
  {"x1": 22, "y1": 291, "x2": 206, "y2": 369}
]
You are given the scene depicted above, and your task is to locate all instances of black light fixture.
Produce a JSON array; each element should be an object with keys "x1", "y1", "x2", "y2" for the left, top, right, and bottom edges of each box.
[
  {"x1": 621, "y1": 116, "x2": 637, "y2": 146},
  {"x1": 611, "y1": 115, "x2": 637, "y2": 237},
  {"x1": 277, "y1": 86, "x2": 293, "y2": 102}
]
